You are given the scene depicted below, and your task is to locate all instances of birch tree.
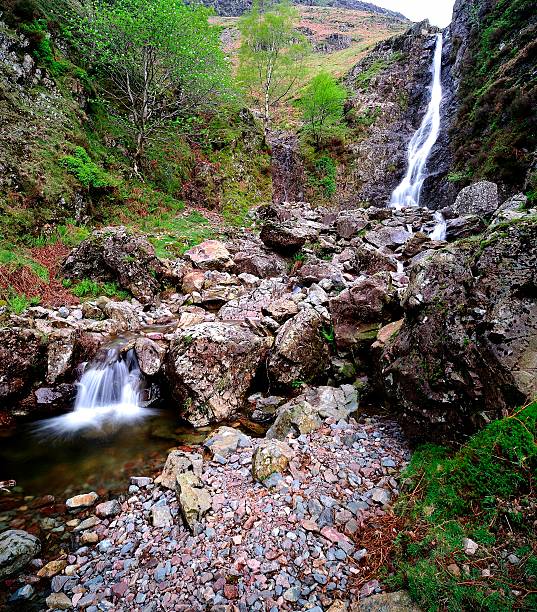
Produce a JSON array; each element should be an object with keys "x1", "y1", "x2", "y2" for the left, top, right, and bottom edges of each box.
[
  {"x1": 73, "y1": 0, "x2": 232, "y2": 174},
  {"x1": 237, "y1": 1, "x2": 309, "y2": 136}
]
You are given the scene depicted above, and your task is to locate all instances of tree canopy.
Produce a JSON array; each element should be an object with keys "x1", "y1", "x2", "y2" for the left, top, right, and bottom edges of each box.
[
  {"x1": 72, "y1": 0, "x2": 233, "y2": 172},
  {"x1": 237, "y1": 1, "x2": 309, "y2": 134}
]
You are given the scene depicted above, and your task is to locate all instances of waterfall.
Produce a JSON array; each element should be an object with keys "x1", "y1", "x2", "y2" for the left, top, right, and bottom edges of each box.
[
  {"x1": 36, "y1": 347, "x2": 151, "y2": 437},
  {"x1": 390, "y1": 33, "x2": 443, "y2": 209}
]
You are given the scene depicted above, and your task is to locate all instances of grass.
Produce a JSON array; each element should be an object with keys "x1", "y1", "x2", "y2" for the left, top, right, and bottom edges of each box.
[
  {"x1": 0, "y1": 290, "x2": 41, "y2": 314},
  {"x1": 63, "y1": 278, "x2": 129, "y2": 300},
  {"x1": 388, "y1": 401, "x2": 537, "y2": 611},
  {"x1": 0, "y1": 246, "x2": 49, "y2": 282}
]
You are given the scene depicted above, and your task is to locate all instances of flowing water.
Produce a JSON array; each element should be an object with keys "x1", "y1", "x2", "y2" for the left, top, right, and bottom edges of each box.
[{"x1": 390, "y1": 33, "x2": 443, "y2": 209}]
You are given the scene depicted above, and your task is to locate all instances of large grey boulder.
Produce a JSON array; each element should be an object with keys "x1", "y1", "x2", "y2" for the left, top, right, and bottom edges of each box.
[
  {"x1": 0, "y1": 530, "x2": 41, "y2": 579},
  {"x1": 175, "y1": 473, "x2": 211, "y2": 531},
  {"x1": 381, "y1": 219, "x2": 537, "y2": 439},
  {"x1": 259, "y1": 221, "x2": 312, "y2": 254},
  {"x1": 62, "y1": 226, "x2": 164, "y2": 303},
  {"x1": 165, "y1": 322, "x2": 273, "y2": 426},
  {"x1": 251, "y1": 439, "x2": 295, "y2": 482},
  {"x1": 451, "y1": 181, "x2": 499, "y2": 217},
  {"x1": 267, "y1": 308, "x2": 330, "y2": 390}
]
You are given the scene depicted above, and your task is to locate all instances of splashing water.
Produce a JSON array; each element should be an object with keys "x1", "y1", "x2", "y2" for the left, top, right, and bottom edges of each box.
[
  {"x1": 390, "y1": 33, "x2": 443, "y2": 209},
  {"x1": 36, "y1": 348, "x2": 151, "y2": 437}
]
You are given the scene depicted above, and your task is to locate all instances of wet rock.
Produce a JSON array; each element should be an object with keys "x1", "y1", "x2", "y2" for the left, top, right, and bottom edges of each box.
[
  {"x1": 175, "y1": 473, "x2": 211, "y2": 531},
  {"x1": 66, "y1": 492, "x2": 99, "y2": 510},
  {"x1": 267, "y1": 309, "x2": 330, "y2": 390},
  {"x1": 95, "y1": 499, "x2": 122, "y2": 518},
  {"x1": 166, "y1": 322, "x2": 273, "y2": 426},
  {"x1": 9, "y1": 585, "x2": 35, "y2": 603},
  {"x1": 184, "y1": 240, "x2": 233, "y2": 271},
  {"x1": 444, "y1": 215, "x2": 487, "y2": 240},
  {"x1": 134, "y1": 337, "x2": 165, "y2": 376},
  {"x1": 451, "y1": 181, "x2": 499, "y2": 217},
  {"x1": 35, "y1": 384, "x2": 76, "y2": 409},
  {"x1": 0, "y1": 530, "x2": 41, "y2": 579},
  {"x1": 251, "y1": 439, "x2": 295, "y2": 482},
  {"x1": 330, "y1": 274, "x2": 398, "y2": 350},
  {"x1": 155, "y1": 450, "x2": 203, "y2": 490},
  {"x1": 62, "y1": 226, "x2": 163, "y2": 303},
  {"x1": 203, "y1": 426, "x2": 250, "y2": 458},
  {"x1": 46, "y1": 329, "x2": 77, "y2": 383},
  {"x1": 382, "y1": 220, "x2": 537, "y2": 439},
  {"x1": 259, "y1": 221, "x2": 309, "y2": 254},
  {"x1": 266, "y1": 400, "x2": 322, "y2": 440},
  {"x1": 0, "y1": 327, "x2": 46, "y2": 405}
]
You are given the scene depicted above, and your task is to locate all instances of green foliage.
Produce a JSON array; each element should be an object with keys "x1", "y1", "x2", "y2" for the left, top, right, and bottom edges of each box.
[
  {"x1": 71, "y1": 0, "x2": 233, "y2": 167},
  {"x1": 391, "y1": 402, "x2": 537, "y2": 611},
  {"x1": 2, "y1": 290, "x2": 41, "y2": 314},
  {"x1": 300, "y1": 72, "x2": 347, "y2": 146},
  {"x1": 238, "y1": 1, "x2": 310, "y2": 131},
  {"x1": 68, "y1": 278, "x2": 129, "y2": 299},
  {"x1": 21, "y1": 18, "x2": 70, "y2": 76},
  {"x1": 61, "y1": 147, "x2": 116, "y2": 189},
  {"x1": 451, "y1": 0, "x2": 536, "y2": 187},
  {"x1": 355, "y1": 58, "x2": 389, "y2": 90},
  {"x1": 307, "y1": 154, "x2": 337, "y2": 198},
  {"x1": 321, "y1": 325, "x2": 335, "y2": 343},
  {"x1": 0, "y1": 246, "x2": 49, "y2": 281}
]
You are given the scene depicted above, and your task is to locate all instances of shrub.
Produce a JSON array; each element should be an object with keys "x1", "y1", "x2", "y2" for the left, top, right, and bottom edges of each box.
[{"x1": 61, "y1": 147, "x2": 115, "y2": 189}]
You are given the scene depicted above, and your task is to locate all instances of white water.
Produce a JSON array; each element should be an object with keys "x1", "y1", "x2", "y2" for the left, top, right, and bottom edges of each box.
[
  {"x1": 37, "y1": 348, "x2": 150, "y2": 437},
  {"x1": 390, "y1": 32, "x2": 443, "y2": 208}
]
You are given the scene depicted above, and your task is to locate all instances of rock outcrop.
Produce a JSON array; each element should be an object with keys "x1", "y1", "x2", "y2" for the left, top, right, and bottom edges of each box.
[
  {"x1": 381, "y1": 219, "x2": 537, "y2": 439},
  {"x1": 165, "y1": 322, "x2": 273, "y2": 426},
  {"x1": 62, "y1": 227, "x2": 165, "y2": 303}
]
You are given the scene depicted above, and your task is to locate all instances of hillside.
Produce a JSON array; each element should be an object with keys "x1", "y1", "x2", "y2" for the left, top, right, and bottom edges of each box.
[{"x1": 204, "y1": 0, "x2": 408, "y2": 19}]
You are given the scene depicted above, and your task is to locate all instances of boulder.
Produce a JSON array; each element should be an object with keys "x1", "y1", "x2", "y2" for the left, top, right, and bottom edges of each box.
[
  {"x1": 156, "y1": 450, "x2": 203, "y2": 490},
  {"x1": 0, "y1": 530, "x2": 41, "y2": 579},
  {"x1": 134, "y1": 337, "x2": 165, "y2": 376},
  {"x1": 259, "y1": 221, "x2": 310, "y2": 254},
  {"x1": 451, "y1": 181, "x2": 499, "y2": 217},
  {"x1": 329, "y1": 274, "x2": 398, "y2": 350},
  {"x1": 339, "y1": 242, "x2": 398, "y2": 275},
  {"x1": 165, "y1": 322, "x2": 273, "y2": 426},
  {"x1": 262, "y1": 297, "x2": 299, "y2": 323},
  {"x1": 203, "y1": 426, "x2": 250, "y2": 458},
  {"x1": 251, "y1": 439, "x2": 295, "y2": 482},
  {"x1": 0, "y1": 327, "x2": 46, "y2": 404},
  {"x1": 184, "y1": 240, "x2": 233, "y2": 271},
  {"x1": 95, "y1": 500, "x2": 122, "y2": 518},
  {"x1": 218, "y1": 279, "x2": 287, "y2": 321},
  {"x1": 62, "y1": 226, "x2": 163, "y2": 303},
  {"x1": 175, "y1": 473, "x2": 211, "y2": 531},
  {"x1": 445, "y1": 215, "x2": 487, "y2": 240},
  {"x1": 267, "y1": 309, "x2": 330, "y2": 390},
  {"x1": 103, "y1": 301, "x2": 140, "y2": 331},
  {"x1": 381, "y1": 220, "x2": 537, "y2": 439},
  {"x1": 335, "y1": 211, "x2": 369, "y2": 240},
  {"x1": 304, "y1": 384, "x2": 359, "y2": 420},
  {"x1": 66, "y1": 492, "x2": 99, "y2": 510},
  {"x1": 46, "y1": 329, "x2": 77, "y2": 383},
  {"x1": 35, "y1": 384, "x2": 77, "y2": 409},
  {"x1": 232, "y1": 248, "x2": 287, "y2": 279},
  {"x1": 297, "y1": 258, "x2": 345, "y2": 287},
  {"x1": 364, "y1": 226, "x2": 412, "y2": 250},
  {"x1": 45, "y1": 593, "x2": 72, "y2": 610},
  {"x1": 356, "y1": 590, "x2": 421, "y2": 611},
  {"x1": 266, "y1": 400, "x2": 322, "y2": 440}
]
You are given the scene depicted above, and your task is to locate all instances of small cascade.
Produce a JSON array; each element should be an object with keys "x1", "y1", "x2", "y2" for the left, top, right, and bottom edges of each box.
[
  {"x1": 430, "y1": 211, "x2": 447, "y2": 241},
  {"x1": 37, "y1": 347, "x2": 151, "y2": 437},
  {"x1": 390, "y1": 33, "x2": 443, "y2": 210}
]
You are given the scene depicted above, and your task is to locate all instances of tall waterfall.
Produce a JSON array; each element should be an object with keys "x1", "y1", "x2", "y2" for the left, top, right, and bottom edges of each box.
[
  {"x1": 37, "y1": 347, "x2": 150, "y2": 436},
  {"x1": 390, "y1": 33, "x2": 443, "y2": 209}
]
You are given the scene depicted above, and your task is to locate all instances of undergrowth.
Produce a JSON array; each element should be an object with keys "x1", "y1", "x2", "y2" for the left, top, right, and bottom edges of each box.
[{"x1": 389, "y1": 401, "x2": 537, "y2": 611}]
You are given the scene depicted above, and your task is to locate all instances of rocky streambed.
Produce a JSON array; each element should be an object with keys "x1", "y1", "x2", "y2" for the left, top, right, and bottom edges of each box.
[{"x1": 0, "y1": 180, "x2": 535, "y2": 610}]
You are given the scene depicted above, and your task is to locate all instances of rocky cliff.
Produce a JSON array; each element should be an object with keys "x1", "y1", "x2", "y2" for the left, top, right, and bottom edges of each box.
[{"x1": 341, "y1": 0, "x2": 536, "y2": 209}]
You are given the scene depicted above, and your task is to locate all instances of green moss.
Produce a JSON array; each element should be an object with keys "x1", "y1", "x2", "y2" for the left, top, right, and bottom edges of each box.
[
  {"x1": 390, "y1": 402, "x2": 537, "y2": 611},
  {"x1": 67, "y1": 278, "x2": 129, "y2": 300},
  {"x1": 61, "y1": 146, "x2": 116, "y2": 189}
]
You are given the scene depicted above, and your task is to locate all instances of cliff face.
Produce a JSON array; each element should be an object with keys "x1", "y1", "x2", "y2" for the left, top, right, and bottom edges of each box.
[
  {"x1": 342, "y1": 0, "x2": 536, "y2": 209},
  {"x1": 337, "y1": 21, "x2": 440, "y2": 208}
]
